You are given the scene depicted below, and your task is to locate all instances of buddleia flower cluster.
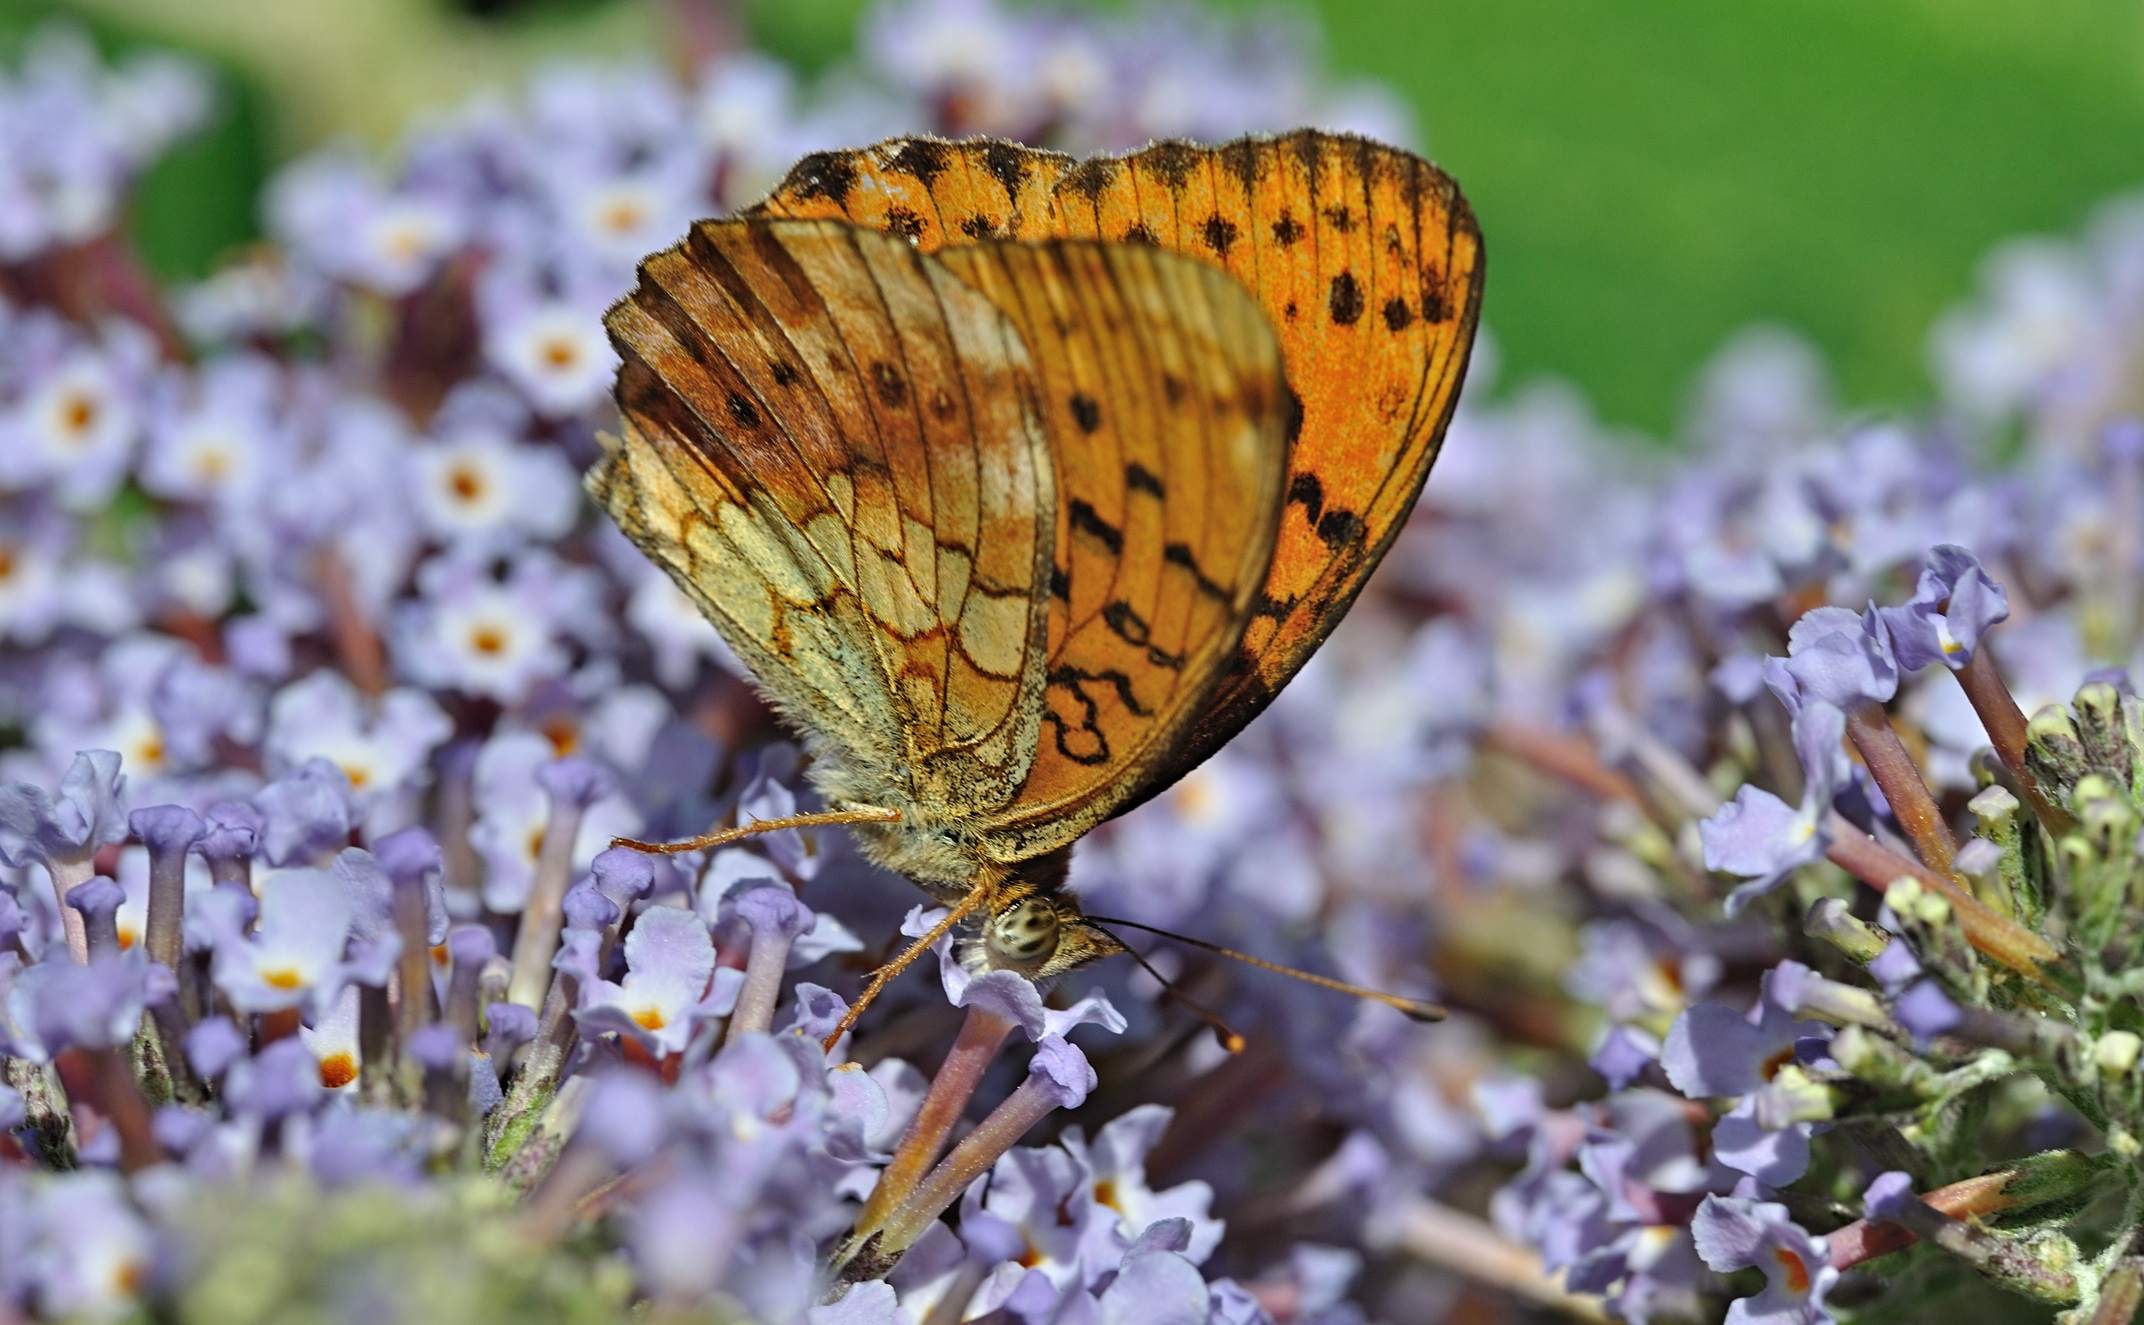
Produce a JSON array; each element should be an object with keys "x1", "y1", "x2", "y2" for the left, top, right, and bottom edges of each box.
[
  {"x1": 0, "y1": 6, "x2": 1416, "y2": 1323},
  {"x1": 14, "y1": 3, "x2": 2144, "y2": 1324}
]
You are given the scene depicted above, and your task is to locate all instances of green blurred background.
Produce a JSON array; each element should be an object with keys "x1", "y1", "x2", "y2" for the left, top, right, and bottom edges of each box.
[{"x1": 9, "y1": 0, "x2": 2144, "y2": 433}]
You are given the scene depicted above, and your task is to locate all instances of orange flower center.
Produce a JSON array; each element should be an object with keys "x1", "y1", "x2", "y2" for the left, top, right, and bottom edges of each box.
[
  {"x1": 1773, "y1": 1245, "x2": 1811, "y2": 1294},
  {"x1": 541, "y1": 337, "x2": 580, "y2": 370},
  {"x1": 449, "y1": 465, "x2": 484, "y2": 502},
  {"x1": 262, "y1": 967, "x2": 304, "y2": 990},
  {"x1": 318, "y1": 1052, "x2": 359, "y2": 1089},
  {"x1": 470, "y1": 625, "x2": 507, "y2": 656},
  {"x1": 61, "y1": 392, "x2": 97, "y2": 437}
]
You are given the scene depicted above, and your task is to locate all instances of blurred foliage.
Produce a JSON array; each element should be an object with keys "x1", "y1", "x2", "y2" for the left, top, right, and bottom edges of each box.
[{"x1": 11, "y1": 0, "x2": 2144, "y2": 432}]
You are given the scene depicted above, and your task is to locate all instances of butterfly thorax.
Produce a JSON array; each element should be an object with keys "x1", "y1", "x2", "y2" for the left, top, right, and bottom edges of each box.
[{"x1": 811, "y1": 742, "x2": 1123, "y2": 979}]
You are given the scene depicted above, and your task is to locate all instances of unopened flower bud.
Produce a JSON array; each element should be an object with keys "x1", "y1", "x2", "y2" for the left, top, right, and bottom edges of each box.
[
  {"x1": 2095, "y1": 1030, "x2": 2142, "y2": 1078},
  {"x1": 1804, "y1": 897, "x2": 1889, "y2": 963}
]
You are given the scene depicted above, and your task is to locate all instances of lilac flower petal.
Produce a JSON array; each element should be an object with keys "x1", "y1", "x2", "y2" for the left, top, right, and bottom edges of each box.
[
  {"x1": 1711, "y1": 1098, "x2": 1813, "y2": 1186},
  {"x1": 1894, "y1": 980, "x2": 1963, "y2": 1043},
  {"x1": 1662, "y1": 1001, "x2": 1774, "y2": 1098},
  {"x1": 1778, "y1": 605, "x2": 1897, "y2": 710},
  {"x1": 1590, "y1": 1024, "x2": 1661, "y2": 1089},
  {"x1": 1028, "y1": 1035, "x2": 1097, "y2": 1109},
  {"x1": 1864, "y1": 1171, "x2": 1916, "y2": 1222},
  {"x1": 0, "y1": 749, "x2": 128, "y2": 867},
  {"x1": 1098, "y1": 1250, "x2": 1210, "y2": 1325}
]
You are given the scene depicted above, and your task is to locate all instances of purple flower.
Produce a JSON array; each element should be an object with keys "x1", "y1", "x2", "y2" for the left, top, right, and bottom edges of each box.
[
  {"x1": 18, "y1": 1171, "x2": 156, "y2": 1319},
  {"x1": 1698, "y1": 702, "x2": 1846, "y2": 912},
  {"x1": 210, "y1": 867, "x2": 353, "y2": 1014},
  {"x1": 1662, "y1": 974, "x2": 1829, "y2": 1185},
  {"x1": 250, "y1": 758, "x2": 356, "y2": 868},
  {"x1": 1763, "y1": 606, "x2": 1897, "y2": 715},
  {"x1": 1590, "y1": 1025, "x2": 1662, "y2": 1089},
  {"x1": 1027, "y1": 1035, "x2": 1097, "y2": 1110},
  {"x1": 185, "y1": 1015, "x2": 248, "y2": 1080},
  {"x1": 1863, "y1": 1170, "x2": 1916, "y2": 1222},
  {"x1": 1690, "y1": 1195, "x2": 1837, "y2": 1325},
  {"x1": 5, "y1": 950, "x2": 147, "y2": 1058},
  {"x1": 223, "y1": 1036, "x2": 323, "y2": 1120},
  {"x1": 0, "y1": 748, "x2": 128, "y2": 870},
  {"x1": 1878, "y1": 545, "x2": 2009, "y2": 672},
  {"x1": 263, "y1": 672, "x2": 451, "y2": 812},
  {"x1": 1894, "y1": 980, "x2": 1963, "y2": 1043},
  {"x1": 575, "y1": 905, "x2": 742, "y2": 1055},
  {"x1": 1062, "y1": 1104, "x2": 1224, "y2": 1267}
]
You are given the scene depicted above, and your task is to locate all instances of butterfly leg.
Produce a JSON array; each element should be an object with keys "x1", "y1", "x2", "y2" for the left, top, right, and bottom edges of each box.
[
  {"x1": 821, "y1": 886, "x2": 992, "y2": 1054},
  {"x1": 610, "y1": 806, "x2": 901, "y2": 855}
]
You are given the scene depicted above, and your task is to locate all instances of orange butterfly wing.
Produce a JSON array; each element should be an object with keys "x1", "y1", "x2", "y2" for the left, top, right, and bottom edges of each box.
[
  {"x1": 596, "y1": 218, "x2": 1057, "y2": 817},
  {"x1": 932, "y1": 239, "x2": 1290, "y2": 860},
  {"x1": 755, "y1": 131, "x2": 1485, "y2": 814}
]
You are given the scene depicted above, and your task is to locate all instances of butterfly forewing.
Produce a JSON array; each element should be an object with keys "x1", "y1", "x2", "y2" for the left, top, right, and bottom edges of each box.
[
  {"x1": 595, "y1": 219, "x2": 1057, "y2": 817},
  {"x1": 931, "y1": 240, "x2": 1290, "y2": 859},
  {"x1": 753, "y1": 130, "x2": 1484, "y2": 815}
]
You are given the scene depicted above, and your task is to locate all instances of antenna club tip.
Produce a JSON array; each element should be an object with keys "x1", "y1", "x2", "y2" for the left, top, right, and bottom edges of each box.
[
  {"x1": 1404, "y1": 1002, "x2": 1449, "y2": 1023},
  {"x1": 1220, "y1": 1032, "x2": 1247, "y2": 1054}
]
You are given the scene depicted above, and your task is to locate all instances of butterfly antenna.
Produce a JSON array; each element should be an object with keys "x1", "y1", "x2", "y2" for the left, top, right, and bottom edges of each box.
[
  {"x1": 819, "y1": 888, "x2": 991, "y2": 1054},
  {"x1": 1083, "y1": 915, "x2": 1447, "y2": 1023},
  {"x1": 1083, "y1": 920, "x2": 1245, "y2": 1053},
  {"x1": 612, "y1": 806, "x2": 901, "y2": 856}
]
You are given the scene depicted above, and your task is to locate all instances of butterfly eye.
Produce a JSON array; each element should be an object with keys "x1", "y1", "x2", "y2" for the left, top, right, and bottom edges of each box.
[{"x1": 986, "y1": 899, "x2": 1059, "y2": 965}]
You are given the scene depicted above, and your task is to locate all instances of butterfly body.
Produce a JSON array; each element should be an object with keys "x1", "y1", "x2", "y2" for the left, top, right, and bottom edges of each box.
[{"x1": 595, "y1": 130, "x2": 1481, "y2": 988}]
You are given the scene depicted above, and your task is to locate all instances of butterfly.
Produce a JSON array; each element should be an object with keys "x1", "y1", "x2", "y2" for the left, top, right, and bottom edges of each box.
[{"x1": 591, "y1": 130, "x2": 1482, "y2": 1043}]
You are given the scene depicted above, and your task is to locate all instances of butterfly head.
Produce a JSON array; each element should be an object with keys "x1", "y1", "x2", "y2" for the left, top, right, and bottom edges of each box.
[{"x1": 976, "y1": 893, "x2": 1123, "y2": 980}]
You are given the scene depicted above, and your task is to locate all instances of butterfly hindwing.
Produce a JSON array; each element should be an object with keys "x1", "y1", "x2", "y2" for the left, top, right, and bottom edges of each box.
[
  {"x1": 1053, "y1": 132, "x2": 1484, "y2": 795},
  {"x1": 931, "y1": 239, "x2": 1291, "y2": 860},
  {"x1": 595, "y1": 218, "x2": 1058, "y2": 819},
  {"x1": 753, "y1": 130, "x2": 1484, "y2": 818}
]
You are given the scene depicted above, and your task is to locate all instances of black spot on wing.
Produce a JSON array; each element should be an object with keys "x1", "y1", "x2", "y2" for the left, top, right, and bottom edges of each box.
[
  {"x1": 1125, "y1": 463, "x2": 1164, "y2": 498},
  {"x1": 1143, "y1": 141, "x2": 1199, "y2": 189},
  {"x1": 1287, "y1": 471, "x2": 1324, "y2": 526},
  {"x1": 1121, "y1": 223, "x2": 1156, "y2": 246},
  {"x1": 884, "y1": 206, "x2": 926, "y2": 239},
  {"x1": 1202, "y1": 214, "x2": 1238, "y2": 255},
  {"x1": 1063, "y1": 157, "x2": 1119, "y2": 201},
  {"x1": 1323, "y1": 204, "x2": 1355, "y2": 232},
  {"x1": 770, "y1": 359, "x2": 800, "y2": 387},
  {"x1": 1383, "y1": 297, "x2": 1414, "y2": 332},
  {"x1": 727, "y1": 392, "x2": 761, "y2": 428},
  {"x1": 1272, "y1": 212, "x2": 1304, "y2": 247},
  {"x1": 1328, "y1": 271, "x2": 1365, "y2": 326},
  {"x1": 1070, "y1": 392, "x2": 1102, "y2": 434},
  {"x1": 1050, "y1": 565, "x2": 1071, "y2": 602},
  {"x1": 1067, "y1": 499, "x2": 1124, "y2": 555},
  {"x1": 982, "y1": 140, "x2": 1030, "y2": 198},
  {"x1": 887, "y1": 139, "x2": 949, "y2": 187},
  {"x1": 1316, "y1": 507, "x2": 1365, "y2": 549},
  {"x1": 1284, "y1": 388, "x2": 1304, "y2": 444},
  {"x1": 959, "y1": 213, "x2": 1002, "y2": 239},
  {"x1": 784, "y1": 151, "x2": 857, "y2": 203}
]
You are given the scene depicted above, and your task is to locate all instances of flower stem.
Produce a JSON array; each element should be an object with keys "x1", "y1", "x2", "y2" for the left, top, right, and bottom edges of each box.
[
  {"x1": 843, "y1": 1067, "x2": 1062, "y2": 1282},
  {"x1": 726, "y1": 925, "x2": 799, "y2": 1043},
  {"x1": 1822, "y1": 810, "x2": 2059, "y2": 974},
  {"x1": 45, "y1": 853, "x2": 91, "y2": 963},
  {"x1": 853, "y1": 1005, "x2": 1014, "y2": 1237},
  {"x1": 506, "y1": 796, "x2": 591, "y2": 1010},
  {"x1": 1954, "y1": 649, "x2": 2078, "y2": 835},
  {"x1": 1845, "y1": 700, "x2": 1958, "y2": 878}
]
